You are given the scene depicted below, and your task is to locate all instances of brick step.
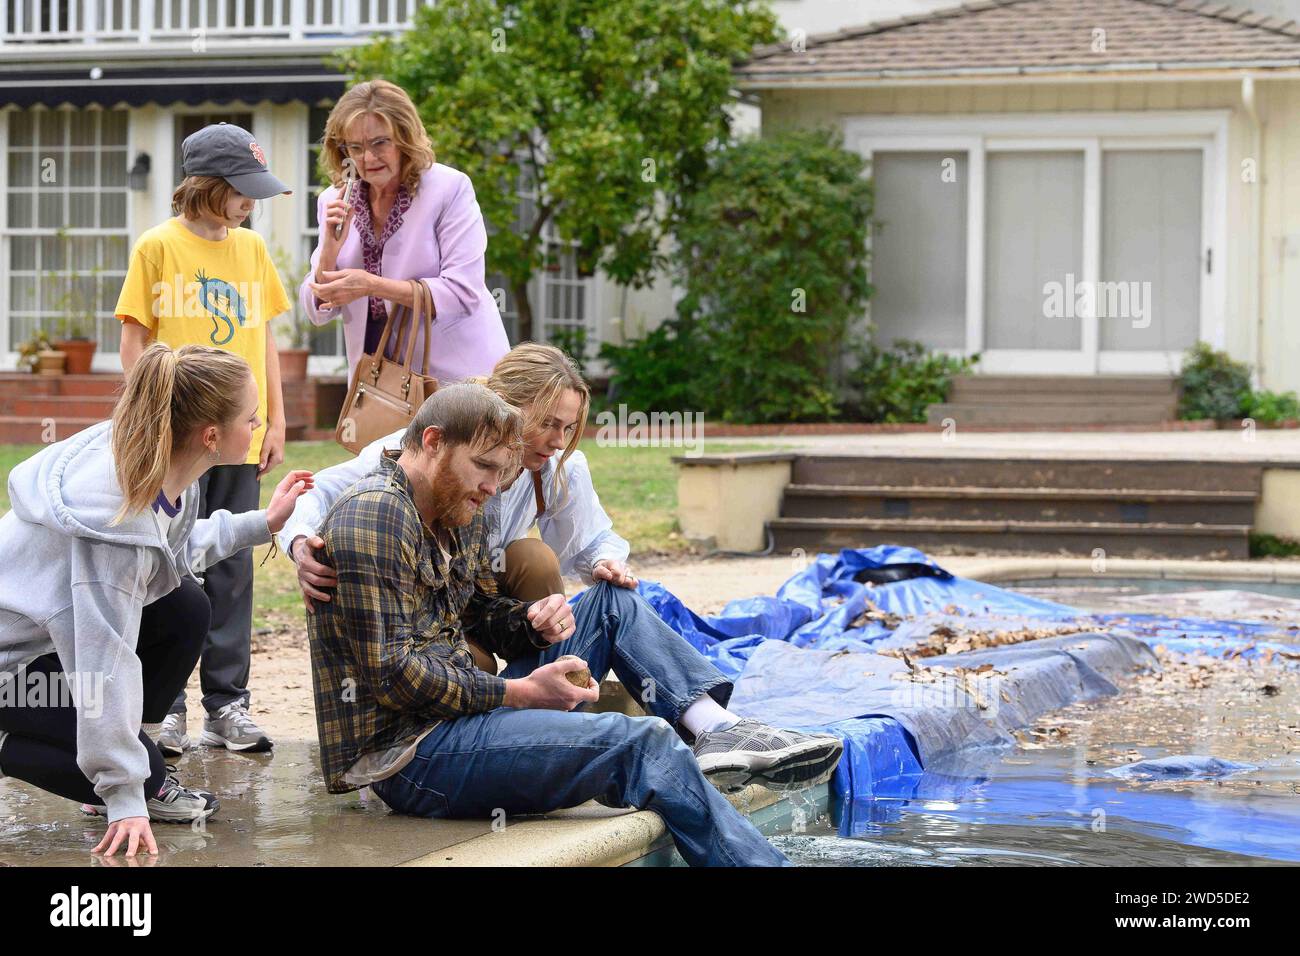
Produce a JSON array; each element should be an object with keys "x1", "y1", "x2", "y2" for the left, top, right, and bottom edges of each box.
[
  {"x1": 781, "y1": 483, "x2": 1257, "y2": 525},
  {"x1": 0, "y1": 415, "x2": 101, "y2": 444},
  {"x1": 10, "y1": 395, "x2": 119, "y2": 418},
  {"x1": 792, "y1": 456, "x2": 1263, "y2": 493},
  {"x1": 0, "y1": 373, "x2": 123, "y2": 399},
  {"x1": 927, "y1": 402, "x2": 1173, "y2": 426},
  {"x1": 768, "y1": 516, "x2": 1250, "y2": 560}
]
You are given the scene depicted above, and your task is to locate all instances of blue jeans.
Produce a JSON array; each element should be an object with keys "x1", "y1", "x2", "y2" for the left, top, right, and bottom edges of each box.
[{"x1": 371, "y1": 582, "x2": 789, "y2": 867}]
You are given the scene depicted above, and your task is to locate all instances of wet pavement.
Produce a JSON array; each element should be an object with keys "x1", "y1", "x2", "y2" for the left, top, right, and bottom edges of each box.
[{"x1": 0, "y1": 741, "x2": 504, "y2": 867}]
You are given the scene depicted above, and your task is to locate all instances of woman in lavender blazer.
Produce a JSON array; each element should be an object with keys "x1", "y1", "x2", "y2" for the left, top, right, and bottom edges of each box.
[{"x1": 300, "y1": 79, "x2": 509, "y2": 384}]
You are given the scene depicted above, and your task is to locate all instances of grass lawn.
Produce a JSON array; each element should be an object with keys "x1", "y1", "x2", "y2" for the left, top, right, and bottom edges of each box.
[{"x1": 0, "y1": 436, "x2": 771, "y2": 630}]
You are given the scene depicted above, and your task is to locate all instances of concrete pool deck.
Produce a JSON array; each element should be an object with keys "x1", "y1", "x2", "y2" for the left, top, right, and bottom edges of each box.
[{"x1": 3, "y1": 552, "x2": 1296, "y2": 867}]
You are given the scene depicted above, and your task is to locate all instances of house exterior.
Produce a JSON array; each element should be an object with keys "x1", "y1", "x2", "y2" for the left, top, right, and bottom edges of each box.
[
  {"x1": 737, "y1": 0, "x2": 1300, "y2": 394},
  {"x1": 0, "y1": 0, "x2": 649, "y2": 377}
]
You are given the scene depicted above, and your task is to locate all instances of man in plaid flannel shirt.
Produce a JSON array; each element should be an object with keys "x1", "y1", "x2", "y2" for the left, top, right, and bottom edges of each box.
[{"x1": 307, "y1": 383, "x2": 841, "y2": 866}]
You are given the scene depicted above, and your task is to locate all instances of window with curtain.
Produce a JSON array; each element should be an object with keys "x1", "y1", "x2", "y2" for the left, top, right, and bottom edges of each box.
[
  {"x1": 984, "y1": 150, "x2": 1085, "y2": 351},
  {"x1": 6, "y1": 107, "x2": 130, "y2": 353},
  {"x1": 869, "y1": 151, "x2": 968, "y2": 350}
]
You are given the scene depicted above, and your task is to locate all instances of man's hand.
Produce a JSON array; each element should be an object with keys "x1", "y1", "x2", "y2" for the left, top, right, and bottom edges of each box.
[
  {"x1": 292, "y1": 534, "x2": 337, "y2": 613},
  {"x1": 504, "y1": 658, "x2": 600, "y2": 711},
  {"x1": 310, "y1": 268, "x2": 374, "y2": 311},
  {"x1": 526, "y1": 594, "x2": 575, "y2": 645},
  {"x1": 592, "y1": 559, "x2": 638, "y2": 589},
  {"x1": 93, "y1": 817, "x2": 158, "y2": 859},
  {"x1": 258, "y1": 419, "x2": 287, "y2": 479}
]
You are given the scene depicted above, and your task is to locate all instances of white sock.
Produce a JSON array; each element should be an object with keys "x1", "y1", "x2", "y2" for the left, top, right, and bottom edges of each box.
[
  {"x1": 141, "y1": 721, "x2": 163, "y2": 740},
  {"x1": 679, "y1": 695, "x2": 742, "y2": 736}
]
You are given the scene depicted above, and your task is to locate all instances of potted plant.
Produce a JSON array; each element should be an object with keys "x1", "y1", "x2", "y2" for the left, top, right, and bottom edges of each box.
[
  {"x1": 50, "y1": 263, "x2": 100, "y2": 375},
  {"x1": 271, "y1": 244, "x2": 311, "y2": 382},
  {"x1": 55, "y1": 315, "x2": 97, "y2": 375},
  {"x1": 17, "y1": 328, "x2": 66, "y2": 376}
]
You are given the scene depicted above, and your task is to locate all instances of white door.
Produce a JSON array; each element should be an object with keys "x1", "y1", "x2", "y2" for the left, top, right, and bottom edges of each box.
[{"x1": 857, "y1": 122, "x2": 1219, "y2": 377}]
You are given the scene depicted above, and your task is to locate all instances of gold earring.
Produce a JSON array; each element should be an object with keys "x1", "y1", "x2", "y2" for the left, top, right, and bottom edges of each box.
[{"x1": 209, "y1": 446, "x2": 220, "y2": 462}]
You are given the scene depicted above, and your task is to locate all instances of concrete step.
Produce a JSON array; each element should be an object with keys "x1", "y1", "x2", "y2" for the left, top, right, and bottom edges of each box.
[
  {"x1": 11, "y1": 395, "x2": 119, "y2": 419},
  {"x1": 0, "y1": 415, "x2": 100, "y2": 444},
  {"x1": 949, "y1": 374, "x2": 1178, "y2": 396},
  {"x1": 768, "y1": 516, "x2": 1250, "y2": 560},
  {"x1": 927, "y1": 402, "x2": 1174, "y2": 427},
  {"x1": 947, "y1": 387, "x2": 1178, "y2": 406},
  {"x1": 781, "y1": 483, "x2": 1258, "y2": 525},
  {"x1": 791, "y1": 456, "x2": 1264, "y2": 493}
]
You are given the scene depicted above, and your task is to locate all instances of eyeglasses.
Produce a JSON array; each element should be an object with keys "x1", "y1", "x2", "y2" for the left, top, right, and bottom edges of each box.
[{"x1": 339, "y1": 136, "x2": 394, "y2": 160}]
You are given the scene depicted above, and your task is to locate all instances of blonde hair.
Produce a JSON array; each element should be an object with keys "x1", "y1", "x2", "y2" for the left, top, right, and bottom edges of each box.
[
  {"x1": 321, "y1": 79, "x2": 435, "y2": 194},
  {"x1": 111, "y1": 344, "x2": 254, "y2": 523},
  {"x1": 473, "y1": 343, "x2": 591, "y2": 506},
  {"x1": 171, "y1": 175, "x2": 240, "y2": 221}
]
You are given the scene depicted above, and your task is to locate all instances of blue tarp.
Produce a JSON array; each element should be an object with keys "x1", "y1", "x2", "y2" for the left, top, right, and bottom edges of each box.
[{"x1": 575, "y1": 545, "x2": 1300, "y2": 861}]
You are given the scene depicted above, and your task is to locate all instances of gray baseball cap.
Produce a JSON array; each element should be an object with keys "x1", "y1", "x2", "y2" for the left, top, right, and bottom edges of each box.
[{"x1": 180, "y1": 122, "x2": 292, "y2": 200}]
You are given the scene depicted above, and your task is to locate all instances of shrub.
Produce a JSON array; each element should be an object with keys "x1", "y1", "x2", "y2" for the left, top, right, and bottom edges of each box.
[
  {"x1": 1177, "y1": 342, "x2": 1251, "y2": 421},
  {"x1": 843, "y1": 336, "x2": 980, "y2": 423},
  {"x1": 1241, "y1": 388, "x2": 1300, "y2": 425},
  {"x1": 602, "y1": 128, "x2": 873, "y2": 423}
]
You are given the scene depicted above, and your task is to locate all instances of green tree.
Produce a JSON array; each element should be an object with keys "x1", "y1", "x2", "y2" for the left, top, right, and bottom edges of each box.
[
  {"x1": 607, "y1": 128, "x2": 873, "y2": 423},
  {"x1": 344, "y1": 0, "x2": 777, "y2": 340}
]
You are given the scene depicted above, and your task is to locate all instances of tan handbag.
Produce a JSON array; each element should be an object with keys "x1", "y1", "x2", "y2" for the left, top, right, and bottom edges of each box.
[{"x1": 334, "y1": 278, "x2": 437, "y2": 454}]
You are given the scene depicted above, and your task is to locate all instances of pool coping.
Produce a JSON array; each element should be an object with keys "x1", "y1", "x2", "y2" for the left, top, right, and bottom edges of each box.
[
  {"x1": 397, "y1": 783, "x2": 786, "y2": 867},
  {"x1": 940, "y1": 555, "x2": 1300, "y2": 585}
]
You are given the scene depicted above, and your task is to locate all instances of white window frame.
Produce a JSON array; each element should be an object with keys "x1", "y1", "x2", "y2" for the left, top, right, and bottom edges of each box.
[
  {"x1": 845, "y1": 110, "x2": 1228, "y2": 376},
  {"x1": 0, "y1": 104, "x2": 133, "y2": 372}
]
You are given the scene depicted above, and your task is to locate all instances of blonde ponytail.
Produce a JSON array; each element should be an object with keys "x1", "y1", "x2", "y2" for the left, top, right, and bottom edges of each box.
[{"x1": 111, "y1": 343, "x2": 252, "y2": 523}]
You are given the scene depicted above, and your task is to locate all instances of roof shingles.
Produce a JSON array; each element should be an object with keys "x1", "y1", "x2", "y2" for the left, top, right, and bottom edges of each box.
[{"x1": 739, "y1": 0, "x2": 1300, "y2": 82}]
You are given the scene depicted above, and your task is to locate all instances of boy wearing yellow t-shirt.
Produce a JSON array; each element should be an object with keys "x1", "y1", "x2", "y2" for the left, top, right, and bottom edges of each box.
[{"x1": 115, "y1": 123, "x2": 293, "y2": 756}]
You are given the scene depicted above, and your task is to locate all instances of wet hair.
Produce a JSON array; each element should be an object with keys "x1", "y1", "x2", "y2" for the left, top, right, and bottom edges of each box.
[
  {"x1": 469, "y1": 343, "x2": 590, "y2": 504},
  {"x1": 171, "y1": 175, "x2": 240, "y2": 221},
  {"x1": 111, "y1": 343, "x2": 253, "y2": 523},
  {"x1": 320, "y1": 78, "x2": 435, "y2": 195},
  {"x1": 402, "y1": 382, "x2": 523, "y2": 461}
]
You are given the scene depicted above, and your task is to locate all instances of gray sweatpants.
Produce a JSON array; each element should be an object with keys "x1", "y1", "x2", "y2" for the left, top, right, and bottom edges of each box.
[{"x1": 171, "y1": 462, "x2": 261, "y2": 716}]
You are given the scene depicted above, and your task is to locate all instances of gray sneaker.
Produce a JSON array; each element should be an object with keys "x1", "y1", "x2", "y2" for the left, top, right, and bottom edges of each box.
[
  {"x1": 81, "y1": 769, "x2": 219, "y2": 824},
  {"x1": 692, "y1": 718, "x2": 843, "y2": 793},
  {"x1": 200, "y1": 701, "x2": 272, "y2": 753},
  {"x1": 153, "y1": 711, "x2": 190, "y2": 758}
]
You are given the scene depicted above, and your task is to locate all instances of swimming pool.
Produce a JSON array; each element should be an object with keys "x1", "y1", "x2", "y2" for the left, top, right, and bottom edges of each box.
[{"x1": 635, "y1": 574, "x2": 1300, "y2": 866}]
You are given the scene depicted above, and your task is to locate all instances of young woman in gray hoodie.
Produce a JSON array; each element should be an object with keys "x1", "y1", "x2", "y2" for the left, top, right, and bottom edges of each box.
[{"x1": 0, "y1": 343, "x2": 312, "y2": 858}]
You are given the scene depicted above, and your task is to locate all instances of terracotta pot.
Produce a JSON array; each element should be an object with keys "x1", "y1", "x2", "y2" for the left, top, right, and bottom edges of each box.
[
  {"x1": 36, "y1": 349, "x2": 66, "y2": 376},
  {"x1": 279, "y1": 347, "x2": 310, "y2": 382},
  {"x1": 56, "y1": 339, "x2": 96, "y2": 375}
]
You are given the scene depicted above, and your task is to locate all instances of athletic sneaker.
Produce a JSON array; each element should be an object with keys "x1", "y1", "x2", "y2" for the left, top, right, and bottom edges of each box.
[
  {"x1": 81, "y1": 770, "x2": 219, "y2": 824},
  {"x1": 200, "y1": 701, "x2": 273, "y2": 753},
  {"x1": 153, "y1": 711, "x2": 190, "y2": 758},
  {"x1": 692, "y1": 718, "x2": 843, "y2": 793}
]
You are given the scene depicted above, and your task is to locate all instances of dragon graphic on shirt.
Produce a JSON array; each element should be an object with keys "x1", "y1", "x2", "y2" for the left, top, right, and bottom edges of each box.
[{"x1": 195, "y1": 270, "x2": 248, "y2": 346}]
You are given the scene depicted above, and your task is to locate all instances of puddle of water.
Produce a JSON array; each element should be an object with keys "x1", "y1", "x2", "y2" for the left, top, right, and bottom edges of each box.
[{"x1": 0, "y1": 741, "x2": 491, "y2": 867}]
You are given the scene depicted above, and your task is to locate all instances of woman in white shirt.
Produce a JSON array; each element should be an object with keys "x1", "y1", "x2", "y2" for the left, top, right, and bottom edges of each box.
[{"x1": 278, "y1": 343, "x2": 634, "y2": 669}]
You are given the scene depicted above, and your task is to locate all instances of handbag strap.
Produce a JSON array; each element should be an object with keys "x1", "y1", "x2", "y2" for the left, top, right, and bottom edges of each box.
[
  {"x1": 390, "y1": 278, "x2": 436, "y2": 374},
  {"x1": 364, "y1": 296, "x2": 403, "y2": 382},
  {"x1": 532, "y1": 469, "x2": 546, "y2": 521}
]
